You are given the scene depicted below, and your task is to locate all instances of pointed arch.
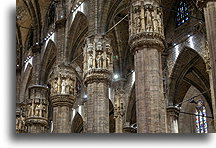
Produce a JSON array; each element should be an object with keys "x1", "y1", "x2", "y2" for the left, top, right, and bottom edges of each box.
[
  {"x1": 168, "y1": 46, "x2": 212, "y2": 112},
  {"x1": 40, "y1": 40, "x2": 57, "y2": 84},
  {"x1": 109, "y1": 99, "x2": 115, "y2": 133},
  {"x1": 71, "y1": 112, "x2": 83, "y2": 133},
  {"x1": 125, "y1": 84, "x2": 136, "y2": 123},
  {"x1": 66, "y1": 11, "x2": 88, "y2": 66},
  {"x1": 18, "y1": 64, "x2": 33, "y2": 103}
]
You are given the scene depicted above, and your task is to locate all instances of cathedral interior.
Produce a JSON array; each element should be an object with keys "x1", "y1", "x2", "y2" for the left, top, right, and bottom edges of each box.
[{"x1": 16, "y1": 0, "x2": 216, "y2": 133}]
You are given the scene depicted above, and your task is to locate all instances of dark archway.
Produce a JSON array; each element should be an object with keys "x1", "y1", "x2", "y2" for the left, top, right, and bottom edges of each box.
[{"x1": 71, "y1": 112, "x2": 83, "y2": 133}]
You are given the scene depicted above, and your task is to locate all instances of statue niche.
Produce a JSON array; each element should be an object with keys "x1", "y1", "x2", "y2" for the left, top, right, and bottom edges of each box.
[{"x1": 144, "y1": 5, "x2": 153, "y2": 32}]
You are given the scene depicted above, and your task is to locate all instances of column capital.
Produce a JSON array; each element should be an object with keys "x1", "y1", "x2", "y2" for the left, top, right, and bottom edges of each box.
[
  {"x1": 50, "y1": 94, "x2": 76, "y2": 107},
  {"x1": 25, "y1": 85, "x2": 49, "y2": 131},
  {"x1": 167, "y1": 106, "x2": 180, "y2": 118},
  {"x1": 83, "y1": 35, "x2": 113, "y2": 85},
  {"x1": 48, "y1": 64, "x2": 77, "y2": 97},
  {"x1": 129, "y1": 1, "x2": 164, "y2": 51}
]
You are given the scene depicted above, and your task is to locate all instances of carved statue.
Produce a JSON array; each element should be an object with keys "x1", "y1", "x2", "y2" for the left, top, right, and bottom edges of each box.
[
  {"x1": 157, "y1": 9, "x2": 162, "y2": 34},
  {"x1": 35, "y1": 104, "x2": 40, "y2": 116},
  {"x1": 88, "y1": 55, "x2": 93, "y2": 69},
  {"x1": 27, "y1": 105, "x2": 32, "y2": 117},
  {"x1": 87, "y1": 43, "x2": 93, "y2": 52},
  {"x1": 65, "y1": 77, "x2": 71, "y2": 94},
  {"x1": 145, "y1": 8, "x2": 153, "y2": 32},
  {"x1": 16, "y1": 117, "x2": 19, "y2": 130},
  {"x1": 96, "y1": 54, "x2": 102, "y2": 68},
  {"x1": 51, "y1": 79, "x2": 58, "y2": 94},
  {"x1": 61, "y1": 79, "x2": 66, "y2": 94},
  {"x1": 57, "y1": 75, "x2": 61, "y2": 93},
  {"x1": 39, "y1": 103, "x2": 43, "y2": 117},
  {"x1": 97, "y1": 42, "x2": 103, "y2": 51},
  {"x1": 152, "y1": 9, "x2": 158, "y2": 33},
  {"x1": 135, "y1": 17, "x2": 142, "y2": 33},
  {"x1": 30, "y1": 102, "x2": 35, "y2": 117}
]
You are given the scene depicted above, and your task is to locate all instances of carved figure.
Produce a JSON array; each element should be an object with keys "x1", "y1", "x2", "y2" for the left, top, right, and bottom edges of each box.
[
  {"x1": 97, "y1": 42, "x2": 102, "y2": 51},
  {"x1": 145, "y1": 8, "x2": 153, "y2": 32},
  {"x1": 65, "y1": 77, "x2": 71, "y2": 94},
  {"x1": 42, "y1": 105, "x2": 47, "y2": 118},
  {"x1": 96, "y1": 54, "x2": 102, "y2": 68},
  {"x1": 152, "y1": 9, "x2": 158, "y2": 32},
  {"x1": 135, "y1": 17, "x2": 141, "y2": 33},
  {"x1": 61, "y1": 79, "x2": 66, "y2": 94},
  {"x1": 51, "y1": 79, "x2": 58, "y2": 94},
  {"x1": 157, "y1": 10, "x2": 162, "y2": 34},
  {"x1": 35, "y1": 104, "x2": 40, "y2": 116},
  {"x1": 88, "y1": 55, "x2": 93, "y2": 69},
  {"x1": 87, "y1": 43, "x2": 93, "y2": 52}
]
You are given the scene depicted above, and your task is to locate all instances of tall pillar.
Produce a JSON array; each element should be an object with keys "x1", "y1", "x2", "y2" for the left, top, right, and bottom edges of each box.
[
  {"x1": 25, "y1": 45, "x2": 49, "y2": 133},
  {"x1": 203, "y1": 0, "x2": 216, "y2": 131},
  {"x1": 83, "y1": 35, "x2": 113, "y2": 133},
  {"x1": 129, "y1": 0, "x2": 167, "y2": 133},
  {"x1": 114, "y1": 89, "x2": 125, "y2": 133},
  {"x1": 48, "y1": 65, "x2": 77, "y2": 133},
  {"x1": 167, "y1": 106, "x2": 180, "y2": 133},
  {"x1": 16, "y1": 105, "x2": 27, "y2": 133},
  {"x1": 25, "y1": 85, "x2": 49, "y2": 133}
]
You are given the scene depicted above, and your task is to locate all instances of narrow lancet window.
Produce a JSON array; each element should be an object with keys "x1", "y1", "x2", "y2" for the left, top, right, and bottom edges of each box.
[{"x1": 195, "y1": 100, "x2": 208, "y2": 133}]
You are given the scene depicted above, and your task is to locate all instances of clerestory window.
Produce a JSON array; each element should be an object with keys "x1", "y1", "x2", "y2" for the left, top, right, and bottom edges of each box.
[{"x1": 176, "y1": 0, "x2": 189, "y2": 26}]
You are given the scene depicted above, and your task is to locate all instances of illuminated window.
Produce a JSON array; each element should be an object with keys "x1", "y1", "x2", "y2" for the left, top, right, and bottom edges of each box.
[
  {"x1": 176, "y1": 0, "x2": 189, "y2": 26},
  {"x1": 195, "y1": 100, "x2": 208, "y2": 133}
]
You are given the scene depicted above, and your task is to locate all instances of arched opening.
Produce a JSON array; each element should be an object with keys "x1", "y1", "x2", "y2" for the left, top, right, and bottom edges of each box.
[
  {"x1": 71, "y1": 112, "x2": 83, "y2": 133},
  {"x1": 168, "y1": 47, "x2": 214, "y2": 133},
  {"x1": 109, "y1": 99, "x2": 115, "y2": 133},
  {"x1": 40, "y1": 40, "x2": 57, "y2": 84}
]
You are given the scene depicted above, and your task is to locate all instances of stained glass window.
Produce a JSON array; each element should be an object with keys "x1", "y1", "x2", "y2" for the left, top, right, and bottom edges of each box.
[
  {"x1": 176, "y1": 0, "x2": 189, "y2": 26},
  {"x1": 195, "y1": 100, "x2": 208, "y2": 133}
]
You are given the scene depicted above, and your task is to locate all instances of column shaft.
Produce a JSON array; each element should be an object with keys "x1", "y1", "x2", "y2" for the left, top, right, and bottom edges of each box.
[
  {"x1": 204, "y1": 1, "x2": 216, "y2": 131},
  {"x1": 129, "y1": 0, "x2": 167, "y2": 133},
  {"x1": 84, "y1": 35, "x2": 113, "y2": 133}
]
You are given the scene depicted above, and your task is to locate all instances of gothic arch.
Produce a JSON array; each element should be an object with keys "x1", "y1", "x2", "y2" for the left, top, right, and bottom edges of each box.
[
  {"x1": 71, "y1": 112, "x2": 83, "y2": 133},
  {"x1": 109, "y1": 99, "x2": 115, "y2": 133},
  {"x1": 168, "y1": 46, "x2": 212, "y2": 112},
  {"x1": 66, "y1": 11, "x2": 88, "y2": 67},
  {"x1": 40, "y1": 40, "x2": 57, "y2": 84},
  {"x1": 19, "y1": 64, "x2": 32, "y2": 103},
  {"x1": 125, "y1": 84, "x2": 136, "y2": 124}
]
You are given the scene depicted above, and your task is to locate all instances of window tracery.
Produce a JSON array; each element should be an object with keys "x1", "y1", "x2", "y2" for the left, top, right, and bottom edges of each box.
[
  {"x1": 176, "y1": 0, "x2": 189, "y2": 26},
  {"x1": 195, "y1": 100, "x2": 208, "y2": 133}
]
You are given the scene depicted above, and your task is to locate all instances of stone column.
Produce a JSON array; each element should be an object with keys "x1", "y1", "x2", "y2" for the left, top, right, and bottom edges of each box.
[
  {"x1": 167, "y1": 106, "x2": 180, "y2": 133},
  {"x1": 129, "y1": 0, "x2": 167, "y2": 133},
  {"x1": 203, "y1": 0, "x2": 216, "y2": 131},
  {"x1": 48, "y1": 65, "x2": 77, "y2": 133},
  {"x1": 25, "y1": 85, "x2": 49, "y2": 133},
  {"x1": 83, "y1": 35, "x2": 113, "y2": 133},
  {"x1": 16, "y1": 105, "x2": 27, "y2": 133},
  {"x1": 114, "y1": 89, "x2": 125, "y2": 133}
]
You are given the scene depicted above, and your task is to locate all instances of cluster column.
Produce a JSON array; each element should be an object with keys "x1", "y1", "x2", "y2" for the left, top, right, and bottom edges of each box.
[
  {"x1": 166, "y1": 106, "x2": 180, "y2": 133},
  {"x1": 129, "y1": 0, "x2": 167, "y2": 133},
  {"x1": 48, "y1": 65, "x2": 77, "y2": 133},
  {"x1": 83, "y1": 35, "x2": 113, "y2": 133},
  {"x1": 114, "y1": 89, "x2": 125, "y2": 133},
  {"x1": 25, "y1": 45, "x2": 49, "y2": 133},
  {"x1": 203, "y1": 0, "x2": 216, "y2": 130},
  {"x1": 25, "y1": 85, "x2": 49, "y2": 133}
]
